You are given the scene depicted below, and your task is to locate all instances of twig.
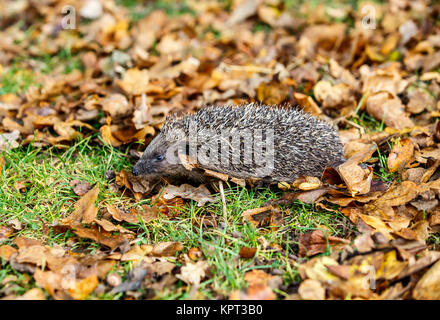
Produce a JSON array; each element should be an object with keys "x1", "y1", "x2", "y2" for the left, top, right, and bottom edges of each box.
[{"x1": 219, "y1": 180, "x2": 227, "y2": 224}]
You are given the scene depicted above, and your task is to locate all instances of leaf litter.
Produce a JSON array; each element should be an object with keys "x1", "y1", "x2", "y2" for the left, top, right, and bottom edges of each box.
[{"x1": 1, "y1": 0, "x2": 440, "y2": 300}]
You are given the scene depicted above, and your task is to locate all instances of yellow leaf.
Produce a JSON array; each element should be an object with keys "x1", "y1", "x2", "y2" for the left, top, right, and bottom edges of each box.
[{"x1": 67, "y1": 275, "x2": 99, "y2": 300}]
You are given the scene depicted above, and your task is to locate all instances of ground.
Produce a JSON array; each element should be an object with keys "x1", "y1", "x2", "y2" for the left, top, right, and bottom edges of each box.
[{"x1": 1, "y1": 0, "x2": 440, "y2": 300}]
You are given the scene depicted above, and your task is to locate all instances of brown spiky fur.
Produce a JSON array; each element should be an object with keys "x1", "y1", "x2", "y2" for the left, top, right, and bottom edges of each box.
[{"x1": 132, "y1": 104, "x2": 345, "y2": 183}]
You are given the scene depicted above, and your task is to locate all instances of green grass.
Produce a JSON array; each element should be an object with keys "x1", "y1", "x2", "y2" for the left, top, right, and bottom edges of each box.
[
  {"x1": 36, "y1": 48, "x2": 83, "y2": 75},
  {"x1": 0, "y1": 136, "x2": 132, "y2": 241},
  {"x1": 252, "y1": 22, "x2": 273, "y2": 34},
  {"x1": 348, "y1": 112, "x2": 386, "y2": 133},
  {"x1": 0, "y1": 64, "x2": 34, "y2": 96},
  {"x1": 0, "y1": 264, "x2": 37, "y2": 297},
  {"x1": 117, "y1": 0, "x2": 195, "y2": 21},
  {"x1": 0, "y1": 136, "x2": 354, "y2": 299},
  {"x1": 371, "y1": 144, "x2": 400, "y2": 183},
  {"x1": 0, "y1": 48, "x2": 83, "y2": 96}
]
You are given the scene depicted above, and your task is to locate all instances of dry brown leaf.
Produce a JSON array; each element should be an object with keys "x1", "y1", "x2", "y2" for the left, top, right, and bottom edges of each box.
[
  {"x1": 13, "y1": 237, "x2": 42, "y2": 249},
  {"x1": 107, "y1": 205, "x2": 157, "y2": 224},
  {"x1": 337, "y1": 144, "x2": 377, "y2": 196},
  {"x1": 381, "y1": 33, "x2": 400, "y2": 56},
  {"x1": 0, "y1": 245, "x2": 17, "y2": 261},
  {"x1": 0, "y1": 225, "x2": 14, "y2": 241},
  {"x1": 239, "y1": 247, "x2": 257, "y2": 259},
  {"x1": 369, "y1": 181, "x2": 419, "y2": 208},
  {"x1": 0, "y1": 130, "x2": 20, "y2": 150},
  {"x1": 297, "y1": 24, "x2": 346, "y2": 59},
  {"x1": 298, "y1": 229, "x2": 350, "y2": 257},
  {"x1": 397, "y1": 251, "x2": 440, "y2": 279},
  {"x1": 152, "y1": 242, "x2": 183, "y2": 257},
  {"x1": 293, "y1": 92, "x2": 322, "y2": 116},
  {"x1": 176, "y1": 260, "x2": 209, "y2": 286},
  {"x1": 14, "y1": 288, "x2": 46, "y2": 300},
  {"x1": 241, "y1": 206, "x2": 274, "y2": 227},
  {"x1": 376, "y1": 250, "x2": 408, "y2": 280},
  {"x1": 61, "y1": 185, "x2": 99, "y2": 226},
  {"x1": 407, "y1": 89, "x2": 435, "y2": 114},
  {"x1": 244, "y1": 269, "x2": 276, "y2": 287},
  {"x1": 33, "y1": 269, "x2": 68, "y2": 300},
  {"x1": 114, "y1": 169, "x2": 155, "y2": 197},
  {"x1": 101, "y1": 93, "x2": 131, "y2": 118},
  {"x1": 294, "y1": 187, "x2": 330, "y2": 204},
  {"x1": 314, "y1": 80, "x2": 353, "y2": 109},
  {"x1": 71, "y1": 180, "x2": 92, "y2": 196},
  {"x1": 117, "y1": 68, "x2": 150, "y2": 95},
  {"x1": 387, "y1": 138, "x2": 414, "y2": 173},
  {"x1": 100, "y1": 124, "x2": 123, "y2": 147},
  {"x1": 298, "y1": 279, "x2": 326, "y2": 300},
  {"x1": 226, "y1": 0, "x2": 259, "y2": 26},
  {"x1": 290, "y1": 176, "x2": 322, "y2": 190},
  {"x1": 357, "y1": 214, "x2": 394, "y2": 240},
  {"x1": 121, "y1": 244, "x2": 152, "y2": 262},
  {"x1": 94, "y1": 218, "x2": 133, "y2": 234},
  {"x1": 67, "y1": 274, "x2": 99, "y2": 300},
  {"x1": 413, "y1": 260, "x2": 440, "y2": 299},
  {"x1": 366, "y1": 92, "x2": 414, "y2": 130},
  {"x1": 353, "y1": 233, "x2": 375, "y2": 253},
  {"x1": 230, "y1": 284, "x2": 276, "y2": 300},
  {"x1": 162, "y1": 184, "x2": 216, "y2": 207},
  {"x1": 256, "y1": 81, "x2": 288, "y2": 105},
  {"x1": 73, "y1": 226, "x2": 133, "y2": 250}
]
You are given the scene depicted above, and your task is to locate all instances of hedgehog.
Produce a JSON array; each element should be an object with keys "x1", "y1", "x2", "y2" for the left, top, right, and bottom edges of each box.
[{"x1": 131, "y1": 104, "x2": 345, "y2": 184}]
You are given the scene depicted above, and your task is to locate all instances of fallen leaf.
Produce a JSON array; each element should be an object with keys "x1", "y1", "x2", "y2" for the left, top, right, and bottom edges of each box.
[
  {"x1": 33, "y1": 269, "x2": 68, "y2": 300},
  {"x1": 15, "y1": 288, "x2": 46, "y2": 300},
  {"x1": 121, "y1": 244, "x2": 152, "y2": 262},
  {"x1": 413, "y1": 260, "x2": 440, "y2": 299},
  {"x1": 298, "y1": 279, "x2": 326, "y2": 300},
  {"x1": 337, "y1": 144, "x2": 376, "y2": 196},
  {"x1": 241, "y1": 206, "x2": 274, "y2": 227},
  {"x1": 152, "y1": 242, "x2": 183, "y2": 257},
  {"x1": 61, "y1": 186, "x2": 99, "y2": 226},
  {"x1": 100, "y1": 124, "x2": 123, "y2": 147},
  {"x1": 0, "y1": 130, "x2": 20, "y2": 150},
  {"x1": 0, "y1": 245, "x2": 17, "y2": 261},
  {"x1": 353, "y1": 233, "x2": 375, "y2": 253},
  {"x1": 0, "y1": 226, "x2": 14, "y2": 241},
  {"x1": 368, "y1": 181, "x2": 419, "y2": 208},
  {"x1": 73, "y1": 225, "x2": 133, "y2": 250},
  {"x1": 298, "y1": 229, "x2": 349, "y2": 257},
  {"x1": 176, "y1": 260, "x2": 209, "y2": 286},
  {"x1": 107, "y1": 205, "x2": 158, "y2": 224},
  {"x1": 72, "y1": 181, "x2": 92, "y2": 196},
  {"x1": 117, "y1": 68, "x2": 150, "y2": 95},
  {"x1": 293, "y1": 187, "x2": 330, "y2": 204},
  {"x1": 387, "y1": 138, "x2": 414, "y2": 173},
  {"x1": 226, "y1": 0, "x2": 259, "y2": 26},
  {"x1": 162, "y1": 184, "x2": 216, "y2": 207},
  {"x1": 407, "y1": 89, "x2": 435, "y2": 114},
  {"x1": 239, "y1": 247, "x2": 257, "y2": 259},
  {"x1": 188, "y1": 247, "x2": 203, "y2": 261},
  {"x1": 101, "y1": 93, "x2": 131, "y2": 119},
  {"x1": 366, "y1": 92, "x2": 414, "y2": 130},
  {"x1": 67, "y1": 274, "x2": 99, "y2": 300}
]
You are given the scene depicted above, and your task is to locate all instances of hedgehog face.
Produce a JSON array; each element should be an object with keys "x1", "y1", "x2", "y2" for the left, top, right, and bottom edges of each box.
[{"x1": 132, "y1": 133, "x2": 182, "y2": 177}]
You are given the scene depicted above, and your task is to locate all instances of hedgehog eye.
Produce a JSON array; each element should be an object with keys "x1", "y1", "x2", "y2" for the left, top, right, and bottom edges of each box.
[{"x1": 154, "y1": 154, "x2": 164, "y2": 162}]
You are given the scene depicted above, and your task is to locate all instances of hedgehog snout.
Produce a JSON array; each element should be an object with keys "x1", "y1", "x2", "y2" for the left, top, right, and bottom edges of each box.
[
  {"x1": 132, "y1": 160, "x2": 146, "y2": 176},
  {"x1": 132, "y1": 165, "x2": 141, "y2": 176}
]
